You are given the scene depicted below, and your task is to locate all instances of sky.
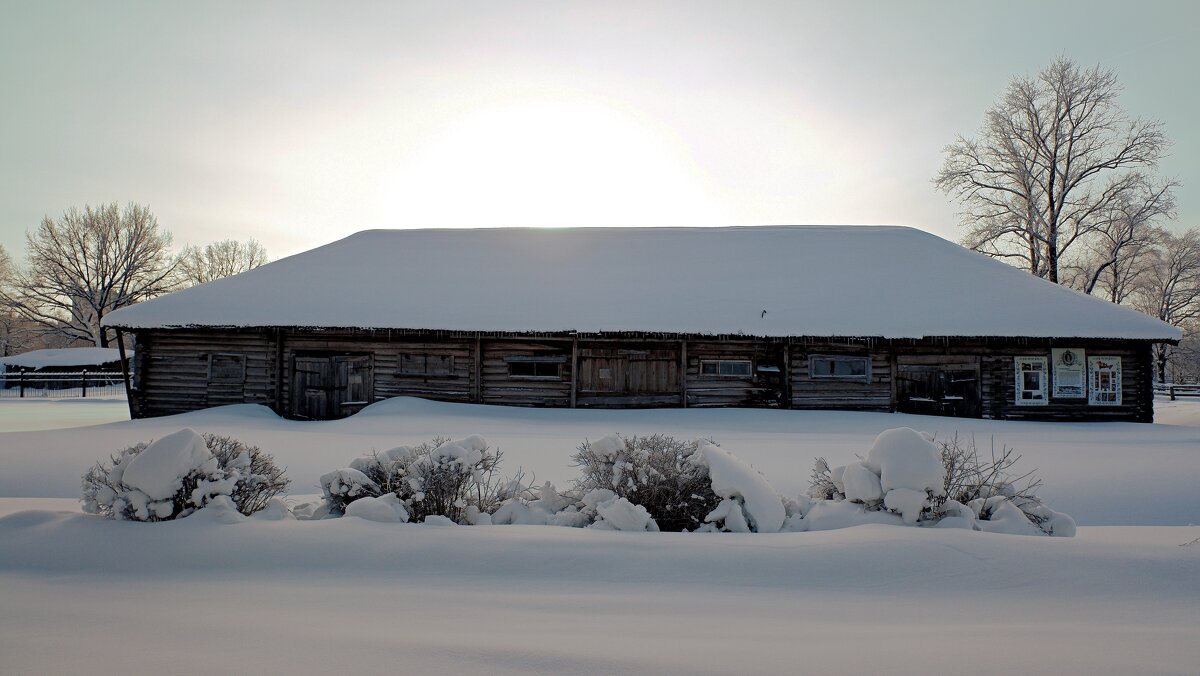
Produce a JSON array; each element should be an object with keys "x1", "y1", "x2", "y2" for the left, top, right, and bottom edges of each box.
[{"x1": 1, "y1": 0, "x2": 1197, "y2": 262}]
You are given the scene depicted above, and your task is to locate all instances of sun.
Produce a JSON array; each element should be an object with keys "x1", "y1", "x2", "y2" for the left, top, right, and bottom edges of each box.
[{"x1": 372, "y1": 102, "x2": 727, "y2": 228}]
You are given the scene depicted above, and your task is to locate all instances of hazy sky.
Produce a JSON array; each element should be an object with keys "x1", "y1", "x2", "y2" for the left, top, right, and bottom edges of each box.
[{"x1": 1, "y1": 0, "x2": 1197, "y2": 261}]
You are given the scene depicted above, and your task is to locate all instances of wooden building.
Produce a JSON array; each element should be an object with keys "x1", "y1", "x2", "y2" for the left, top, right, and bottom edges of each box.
[{"x1": 103, "y1": 227, "x2": 1180, "y2": 422}]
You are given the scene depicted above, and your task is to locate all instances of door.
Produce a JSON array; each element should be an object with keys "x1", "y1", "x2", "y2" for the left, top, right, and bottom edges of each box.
[
  {"x1": 290, "y1": 353, "x2": 373, "y2": 419},
  {"x1": 896, "y1": 359, "x2": 981, "y2": 417},
  {"x1": 577, "y1": 347, "x2": 680, "y2": 405}
]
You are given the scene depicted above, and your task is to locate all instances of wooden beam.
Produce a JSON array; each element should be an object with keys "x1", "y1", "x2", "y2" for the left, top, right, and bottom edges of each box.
[
  {"x1": 274, "y1": 328, "x2": 284, "y2": 414},
  {"x1": 115, "y1": 328, "x2": 134, "y2": 419},
  {"x1": 473, "y1": 334, "x2": 482, "y2": 404},
  {"x1": 680, "y1": 339, "x2": 687, "y2": 408},
  {"x1": 570, "y1": 334, "x2": 578, "y2": 408}
]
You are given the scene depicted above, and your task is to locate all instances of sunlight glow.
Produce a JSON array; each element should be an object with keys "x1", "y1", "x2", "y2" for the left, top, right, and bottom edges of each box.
[{"x1": 371, "y1": 103, "x2": 729, "y2": 229}]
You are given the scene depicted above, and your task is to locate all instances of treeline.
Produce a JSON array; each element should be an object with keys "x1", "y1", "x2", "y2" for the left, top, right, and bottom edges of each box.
[{"x1": 0, "y1": 202, "x2": 267, "y2": 352}]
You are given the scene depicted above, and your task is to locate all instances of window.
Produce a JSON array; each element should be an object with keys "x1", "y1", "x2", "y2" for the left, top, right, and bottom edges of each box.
[
  {"x1": 400, "y1": 353, "x2": 453, "y2": 376},
  {"x1": 700, "y1": 359, "x2": 753, "y2": 377},
  {"x1": 507, "y1": 359, "x2": 562, "y2": 379},
  {"x1": 1088, "y1": 356, "x2": 1122, "y2": 406},
  {"x1": 207, "y1": 353, "x2": 245, "y2": 384},
  {"x1": 1014, "y1": 356, "x2": 1048, "y2": 405},
  {"x1": 809, "y1": 355, "x2": 870, "y2": 380}
]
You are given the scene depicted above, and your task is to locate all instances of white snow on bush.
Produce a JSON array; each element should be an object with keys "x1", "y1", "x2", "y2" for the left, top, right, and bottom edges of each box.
[
  {"x1": 121, "y1": 429, "x2": 217, "y2": 501},
  {"x1": 841, "y1": 461, "x2": 883, "y2": 503},
  {"x1": 189, "y1": 495, "x2": 246, "y2": 524},
  {"x1": 969, "y1": 497, "x2": 1045, "y2": 536},
  {"x1": 693, "y1": 441, "x2": 784, "y2": 533},
  {"x1": 320, "y1": 468, "x2": 378, "y2": 501},
  {"x1": 345, "y1": 493, "x2": 410, "y2": 523},
  {"x1": 866, "y1": 428, "x2": 945, "y2": 495},
  {"x1": 884, "y1": 487, "x2": 929, "y2": 526},
  {"x1": 798, "y1": 500, "x2": 903, "y2": 531},
  {"x1": 589, "y1": 494, "x2": 658, "y2": 532}
]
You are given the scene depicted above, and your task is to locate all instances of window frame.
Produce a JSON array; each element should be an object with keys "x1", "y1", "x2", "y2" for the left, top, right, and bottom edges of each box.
[
  {"x1": 399, "y1": 353, "x2": 455, "y2": 377},
  {"x1": 207, "y1": 353, "x2": 246, "y2": 384},
  {"x1": 1087, "y1": 356, "x2": 1122, "y2": 406},
  {"x1": 808, "y1": 355, "x2": 871, "y2": 382},
  {"x1": 505, "y1": 356, "x2": 565, "y2": 380},
  {"x1": 699, "y1": 359, "x2": 753, "y2": 378},
  {"x1": 1014, "y1": 356, "x2": 1048, "y2": 406}
]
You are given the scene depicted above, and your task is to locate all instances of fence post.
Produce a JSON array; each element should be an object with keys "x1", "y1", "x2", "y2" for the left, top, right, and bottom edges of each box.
[
  {"x1": 1170, "y1": 385, "x2": 1176, "y2": 401},
  {"x1": 82, "y1": 369, "x2": 88, "y2": 398},
  {"x1": 18, "y1": 372, "x2": 24, "y2": 398}
]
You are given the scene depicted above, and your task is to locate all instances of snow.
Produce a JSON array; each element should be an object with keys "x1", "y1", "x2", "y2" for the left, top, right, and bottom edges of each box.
[
  {"x1": 840, "y1": 460, "x2": 883, "y2": 502},
  {"x1": 0, "y1": 347, "x2": 122, "y2": 369},
  {"x1": 866, "y1": 427, "x2": 945, "y2": 495},
  {"x1": 2, "y1": 396, "x2": 1197, "y2": 526},
  {"x1": 590, "y1": 494, "x2": 657, "y2": 531},
  {"x1": 344, "y1": 493, "x2": 409, "y2": 523},
  {"x1": 101, "y1": 226, "x2": 1178, "y2": 340},
  {"x1": 119, "y1": 428, "x2": 215, "y2": 500},
  {"x1": 1, "y1": 505, "x2": 1196, "y2": 675},
  {"x1": 694, "y1": 440, "x2": 785, "y2": 533},
  {"x1": 0, "y1": 399, "x2": 1198, "y2": 673}
]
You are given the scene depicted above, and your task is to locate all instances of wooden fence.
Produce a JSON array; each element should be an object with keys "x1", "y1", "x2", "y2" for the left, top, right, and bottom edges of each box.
[
  {"x1": 0, "y1": 370, "x2": 126, "y2": 399},
  {"x1": 1154, "y1": 383, "x2": 1200, "y2": 400}
]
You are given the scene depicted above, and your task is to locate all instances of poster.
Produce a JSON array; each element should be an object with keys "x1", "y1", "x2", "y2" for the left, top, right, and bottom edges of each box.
[{"x1": 1052, "y1": 348, "x2": 1086, "y2": 398}]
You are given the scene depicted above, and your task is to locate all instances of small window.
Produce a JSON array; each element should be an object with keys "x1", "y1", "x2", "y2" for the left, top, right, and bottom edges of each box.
[
  {"x1": 809, "y1": 355, "x2": 869, "y2": 380},
  {"x1": 208, "y1": 354, "x2": 245, "y2": 384},
  {"x1": 1014, "y1": 356, "x2": 1048, "y2": 405},
  {"x1": 700, "y1": 359, "x2": 753, "y2": 377},
  {"x1": 400, "y1": 353, "x2": 453, "y2": 376},
  {"x1": 1088, "y1": 356, "x2": 1122, "y2": 406},
  {"x1": 509, "y1": 361, "x2": 562, "y2": 379}
]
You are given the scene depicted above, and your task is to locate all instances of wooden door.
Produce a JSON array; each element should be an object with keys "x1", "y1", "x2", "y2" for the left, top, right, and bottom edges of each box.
[
  {"x1": 624, "y1": 351, "x2": 679, "y2": 395},
  {"x1": 578, "y1": 356, "x2": 626, "y2": 394},
  {"x1": 577, "y1": 347, "x2": 680, "y2": 405},
  {"x1": 292, "y1": 356, "x2": 333, "y2": 420},
  {"x1": 896, "y1": 361, "x2": 981, "y2": 417},
  {"x1": 334, "y1": 355, "x2": 373, "y2": 417},
  {"x1": 290, "y1": 354, "x2": 373, "y2": 419}
]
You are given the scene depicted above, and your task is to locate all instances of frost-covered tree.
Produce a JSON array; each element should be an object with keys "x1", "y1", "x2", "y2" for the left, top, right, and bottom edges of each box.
[
  {"x1": 936, "y1": 57, "x2": 1173, "y2": 284},
  {"x1": 1134, "y1": 228, "x2": 1200, "y2": 382},
  {"x1": 4, "y1": 203, "x2": 175, "y2": 347},
  {"x1": 175, "y1": 238, "x2": 268, "y2": 286}
]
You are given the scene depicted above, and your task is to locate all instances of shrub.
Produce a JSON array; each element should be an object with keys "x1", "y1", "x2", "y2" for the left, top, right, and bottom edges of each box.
[
  {"x1": 81, "y1": 429, "x2": 289, "y2": 521},
  {"x1": 571, "y1": 434, "x2": 721, "y2": 532},
  {"x1": 325, "y1": 435, "x2": 521, "y2": 524},
  {"x1": 806, "y1": 430, "x2": 1073, "y2": 536}
]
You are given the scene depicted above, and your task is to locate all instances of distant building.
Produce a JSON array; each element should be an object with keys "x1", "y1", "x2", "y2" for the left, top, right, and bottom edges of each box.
[{"x1": 103, "y1": 226, "x2": 1179, "y2": 422}]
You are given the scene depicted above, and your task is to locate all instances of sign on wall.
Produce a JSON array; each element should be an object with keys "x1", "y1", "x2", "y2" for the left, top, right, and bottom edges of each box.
[{"x1": 1052, "y1": 348, "x2": 1086, "y2": 398}]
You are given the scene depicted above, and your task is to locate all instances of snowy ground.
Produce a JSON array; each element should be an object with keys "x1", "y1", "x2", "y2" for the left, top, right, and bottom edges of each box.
[
  {"x1": 1, "y1": 396, "x2": 1197, "y2": 524},
  {"x1": 1, "y1": 397, "x2": 1198, "y2": 674},
  {"x1": 0, "y1": 397, "x2": 129, "y2": 432}
]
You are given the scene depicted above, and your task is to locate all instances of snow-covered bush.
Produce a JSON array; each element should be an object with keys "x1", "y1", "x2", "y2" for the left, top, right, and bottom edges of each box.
[
  {"x1": 81, "y1": 429, "x2": 290, "y2": 521},
  {"x1": 806, "y1": 428, "x2": 1074, "y2": 536},
  {"x1": 567, "y1": 434, "x2": 786, "y2": 532},
  {"x1": 570, "y1": 434, "x2": 722, "y2": 531},
  {"x1": 322, "y1": 436, "x2": 521, "y2": 524}
]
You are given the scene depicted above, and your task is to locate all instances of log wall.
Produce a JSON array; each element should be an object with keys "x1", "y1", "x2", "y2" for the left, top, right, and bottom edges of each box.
[{"x1": 127, "y1": 329, "x2": 1159, "y2": 422}]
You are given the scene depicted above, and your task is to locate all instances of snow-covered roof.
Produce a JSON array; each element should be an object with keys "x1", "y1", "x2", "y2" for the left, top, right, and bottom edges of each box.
[
  {"x1": 102, "y1": 226, "x2": 1181, "y2": 341},
  {"x1": 0, "y1": 347, "x2": 122, "y2": 369}
]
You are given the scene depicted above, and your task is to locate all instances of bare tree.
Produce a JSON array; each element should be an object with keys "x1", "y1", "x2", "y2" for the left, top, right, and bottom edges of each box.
[
  {"x1": 1066, "y1": 176, "x2": 1175, "y2": 302},
  {"x1": 3, "y1": 203, "x2": 175, "y2": 347},
  {"x1": 175, "y1": 238, "x2": 269, "y2": 286},
  {"x1": 936, "y1": 57, "x2": 1172, "y2": 284},
  {"x1": 0, "y1": 244, "x2": 23, "y2": 356},
  {"x1": 1134, "y1": 228, "x2": 1200, "y2": 382}
]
